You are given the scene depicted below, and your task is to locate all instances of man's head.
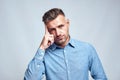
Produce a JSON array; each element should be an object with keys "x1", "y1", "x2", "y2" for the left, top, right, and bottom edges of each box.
[
  {"x1": 42, "y1": 8, "x2": 65, "y2": 24},
  {"x1": 42, "y1": 8, "x2": 70, "y2": 47}
]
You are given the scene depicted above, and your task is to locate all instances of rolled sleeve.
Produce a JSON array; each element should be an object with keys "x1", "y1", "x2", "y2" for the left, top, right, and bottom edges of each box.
[{"x1": 24, "y1": 48, "x2": 45, "y2": 80}]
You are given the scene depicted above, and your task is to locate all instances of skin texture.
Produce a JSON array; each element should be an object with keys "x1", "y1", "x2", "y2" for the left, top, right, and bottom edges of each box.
[{"x1": 40, "y1": 15, "x2": 70, "y2": 50}]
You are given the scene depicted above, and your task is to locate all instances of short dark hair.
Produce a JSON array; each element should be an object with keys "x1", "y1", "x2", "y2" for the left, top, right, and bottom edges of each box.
[{"x1": 42, "y1": 8, "x2": 65, "y2": 24}]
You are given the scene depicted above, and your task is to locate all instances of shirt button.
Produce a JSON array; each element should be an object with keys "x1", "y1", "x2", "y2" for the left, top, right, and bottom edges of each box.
[
  {"x1": 41, "y1": 52, "x2": 44, "y2": 55},
  {"x1": 37, "y1": 64, "x2": 40, "y2": 67},
  {"x1": 64, "y1": 50, "x2": 66, "y2": 53},
  {"x1": 66, "y1": 60, "x2": 68, "y2": 64}
]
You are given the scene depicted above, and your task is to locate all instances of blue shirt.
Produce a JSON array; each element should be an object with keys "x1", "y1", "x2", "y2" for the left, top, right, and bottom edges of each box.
[{"x1": 24, "y1": 38, "x2": 107, "y2": 80}]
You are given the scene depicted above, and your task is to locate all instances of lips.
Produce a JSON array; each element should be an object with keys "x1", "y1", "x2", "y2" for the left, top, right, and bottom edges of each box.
[{"x1": 56, "y1": 35, "x2": 64, "y2": 41}]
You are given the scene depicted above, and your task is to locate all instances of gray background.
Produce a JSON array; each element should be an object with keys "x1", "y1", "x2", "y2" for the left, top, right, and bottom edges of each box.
[{"x1": 0, "y1": 0, "x2": 120, "y2": 80}]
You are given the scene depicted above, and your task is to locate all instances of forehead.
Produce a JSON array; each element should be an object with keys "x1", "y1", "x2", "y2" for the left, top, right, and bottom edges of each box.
[{"x1": 46, "y1": 15, "x2": 66, "y2": 28}]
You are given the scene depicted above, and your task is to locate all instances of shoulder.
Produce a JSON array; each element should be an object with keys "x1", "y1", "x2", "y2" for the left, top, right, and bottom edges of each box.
[
  {"x1": 71, "y1": 39, "x2": 91, "y2": 47},
  {"x1": 71, "y1": 38, "x2": 96, "y2": 51}
]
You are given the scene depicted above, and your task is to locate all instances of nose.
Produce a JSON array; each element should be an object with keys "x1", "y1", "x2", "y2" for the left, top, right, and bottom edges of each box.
[{"x1": 56, "y1": 28, "x2": 61, "y2": 36}]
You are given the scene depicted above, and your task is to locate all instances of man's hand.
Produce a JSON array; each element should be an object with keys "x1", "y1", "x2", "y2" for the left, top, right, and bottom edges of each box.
[{"x1": 39, "y1": 26, "x2": 54, "y2": 50}]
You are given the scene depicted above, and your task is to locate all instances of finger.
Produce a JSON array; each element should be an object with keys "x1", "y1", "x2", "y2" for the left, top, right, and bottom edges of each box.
[
  {"x1": 48, "y1": 35, "x2": 54, "y2": 45},
  {"x1": 48, "y1": 35, "x2": 54, "y2": 42},
  {"x1": 45, "y1": 25, "x2": 50, "y2": 34},
  {"x1": 48, "y1": 39, "x2": 53, "y2": 46},
  {"x1": 49, "y1": 34, "x2": 54, "y2": 38}
]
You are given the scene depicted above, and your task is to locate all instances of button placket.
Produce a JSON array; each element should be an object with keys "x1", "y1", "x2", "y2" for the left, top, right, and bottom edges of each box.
[{"x1": 63, "y1": 48, "x2": 70, "y2": 80}]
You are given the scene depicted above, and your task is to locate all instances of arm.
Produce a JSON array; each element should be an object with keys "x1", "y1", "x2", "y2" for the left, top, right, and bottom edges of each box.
[
  {"x1": 24, "y1": 49, "x2": 45, "y2": 80},
  {"x1": 88, "y1": 44, "x2": 107, "y2": 80},
  {"x1": 24, "y1": 26, "x2": 54, "y2": 80}
]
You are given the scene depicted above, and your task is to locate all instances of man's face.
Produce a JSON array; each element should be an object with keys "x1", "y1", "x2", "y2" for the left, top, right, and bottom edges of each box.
[{"x1": 46, "y1": 15, "x2": 70, "y2": 47}]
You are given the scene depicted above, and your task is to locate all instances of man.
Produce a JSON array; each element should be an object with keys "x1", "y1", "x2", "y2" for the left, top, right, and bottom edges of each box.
[{"x1": 24, "y1": 8, "x2": 107, "y2": 80}]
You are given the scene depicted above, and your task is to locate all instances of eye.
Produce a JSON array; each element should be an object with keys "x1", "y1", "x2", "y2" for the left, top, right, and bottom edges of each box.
[{"x1": 49, "y1": 28, "x2": 55, "y2": 33}]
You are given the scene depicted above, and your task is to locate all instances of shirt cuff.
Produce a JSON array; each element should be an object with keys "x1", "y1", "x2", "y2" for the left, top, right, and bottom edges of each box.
[{"x1": 34, "y1": 48, "x2": 45, "y2": 60}]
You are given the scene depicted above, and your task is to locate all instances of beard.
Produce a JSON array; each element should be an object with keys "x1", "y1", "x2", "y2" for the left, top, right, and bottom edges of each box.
[{"x1": 54, "y1": 34, "x2": 69, "y2": 46}]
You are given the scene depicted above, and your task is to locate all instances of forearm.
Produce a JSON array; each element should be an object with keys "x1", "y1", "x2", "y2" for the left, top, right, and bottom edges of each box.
[{"x1": 24, "y1": 48, "x2": 45, "y2": 80}]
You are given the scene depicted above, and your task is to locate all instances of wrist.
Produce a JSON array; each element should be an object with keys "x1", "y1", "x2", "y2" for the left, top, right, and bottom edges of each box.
[{"x1": 39, "y1": 45, "x2": 45, "y2": 51}]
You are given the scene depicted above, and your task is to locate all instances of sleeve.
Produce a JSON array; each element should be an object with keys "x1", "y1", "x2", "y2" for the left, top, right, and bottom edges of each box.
[
  {"x1": 88, "y1": 44, "x2": 107, "y2": 80},
  {"x1": 24, "y1": 48, "x2": 45, "y2": 80}
]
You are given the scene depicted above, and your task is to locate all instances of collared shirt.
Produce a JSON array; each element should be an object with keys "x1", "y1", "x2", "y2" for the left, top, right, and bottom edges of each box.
[{"x1": 24, "y1": 38, "x2": 107, "y2": 80}]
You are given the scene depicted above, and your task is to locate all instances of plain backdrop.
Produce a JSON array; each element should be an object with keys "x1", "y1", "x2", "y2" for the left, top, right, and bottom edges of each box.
[{"x1": 0, "y1": 0, "x2": 120, "y2": 80}]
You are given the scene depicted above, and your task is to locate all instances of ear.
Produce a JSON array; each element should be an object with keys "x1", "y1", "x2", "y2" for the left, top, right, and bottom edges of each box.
[
  {"x1": 66, "y1": 18, "x2": 69, "y2": 23},
  {"x1": 66, "y1": 19, "x2": 70, "y2": 26}
]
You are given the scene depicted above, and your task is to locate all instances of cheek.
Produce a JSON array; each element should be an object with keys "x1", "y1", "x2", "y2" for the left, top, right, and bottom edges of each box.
[{"x1": 64, "y1": 28, "x2": 69, "y2": 34}]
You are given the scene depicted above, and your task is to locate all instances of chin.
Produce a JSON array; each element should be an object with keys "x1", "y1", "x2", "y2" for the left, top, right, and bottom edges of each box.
[{"x1": 55, "y1": 40, "x2": 66, "y2": 45}]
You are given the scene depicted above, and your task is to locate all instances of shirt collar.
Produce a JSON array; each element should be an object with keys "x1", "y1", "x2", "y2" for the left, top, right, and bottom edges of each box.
[
  {"x1": 69, "y1": 38, "x2": 75, "y2": 48},
  {"x1": 49, "y1": 38, "x2": 75, "y2": 51}
]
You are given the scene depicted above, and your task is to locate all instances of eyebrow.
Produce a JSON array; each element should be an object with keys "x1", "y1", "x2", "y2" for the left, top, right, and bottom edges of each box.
[
  {"x1": 48, "y1": 23, "x2": 65, "y2": 30},
  {"x1": 58, "y1": 24, "x2": 64, "y2": 27}
]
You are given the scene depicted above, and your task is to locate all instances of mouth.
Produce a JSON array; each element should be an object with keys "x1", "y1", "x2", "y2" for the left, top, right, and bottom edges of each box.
[{"x1": 55, "y1": 35, "x2": 64, "y2": 41}]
